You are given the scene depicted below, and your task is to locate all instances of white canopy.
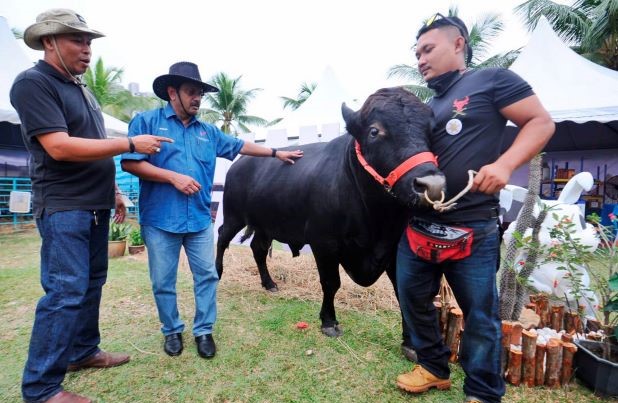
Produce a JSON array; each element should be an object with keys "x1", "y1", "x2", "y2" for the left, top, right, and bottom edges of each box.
[
  {"x1": 0, "y1": 15, "x2": 127, "y2": 137},
  {"x1": 510, "y1": 17, "x2": 618, "y2": 123},
  {"x1": 272, "y1": 66, "x2": 359, "y2": 136}
]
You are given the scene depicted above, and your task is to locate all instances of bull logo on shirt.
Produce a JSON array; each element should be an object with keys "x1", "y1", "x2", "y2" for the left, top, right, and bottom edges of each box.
[{"x1": 452, "y1": 96, "x2": 470, "y2": 118}]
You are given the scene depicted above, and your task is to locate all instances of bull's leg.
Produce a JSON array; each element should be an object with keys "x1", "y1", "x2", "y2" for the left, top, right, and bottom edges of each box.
[
  {"x1": 215, "y1": 218, "x2": 245, "y2": 280},
  {"x1": 386, "y1": 263, "x2": 417, "y2": 362},
  {"x1": 250, "y1": 231, "x2": 278, "y2": 292},
  {"x1": 313, "y1": 251, "x2": 343, "y2": 337}
]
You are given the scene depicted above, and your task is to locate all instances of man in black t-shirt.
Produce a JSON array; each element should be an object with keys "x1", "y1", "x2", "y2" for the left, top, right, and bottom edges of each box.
[
  {"x1": 10, "y1": 9, "x2": 170, "y2": 403},
  {"x1": 395, "y1": 14, "x2": 555, "y2": 403}
]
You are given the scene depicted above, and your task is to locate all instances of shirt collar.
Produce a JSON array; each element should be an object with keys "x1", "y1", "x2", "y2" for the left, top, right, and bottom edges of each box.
[
  {"x1": 164, "y1": 103, "x2": 199, "y2": 126},
  {"x1": 36, "y1": 59, "x2": 77, "y2": 84}
]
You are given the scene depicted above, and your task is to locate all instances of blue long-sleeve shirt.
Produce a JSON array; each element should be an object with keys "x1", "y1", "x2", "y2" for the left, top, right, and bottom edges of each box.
[{"x1": 122, "y1": 104, "x2": 243, "y2": 233}]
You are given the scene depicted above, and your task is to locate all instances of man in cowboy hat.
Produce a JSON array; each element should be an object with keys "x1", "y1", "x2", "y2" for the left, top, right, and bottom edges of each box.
[
  {"x1": 10, "y1": 8, "x2": 172, "y2": 403},
  {"x1": 121, "y1": 61, "x2": 303, "y2": 359}
]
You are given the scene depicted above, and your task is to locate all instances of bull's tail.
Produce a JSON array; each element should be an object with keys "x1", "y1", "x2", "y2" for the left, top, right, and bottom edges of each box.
[{"x1": 240, "y1": 226, "x2": 255, "y2": 244}]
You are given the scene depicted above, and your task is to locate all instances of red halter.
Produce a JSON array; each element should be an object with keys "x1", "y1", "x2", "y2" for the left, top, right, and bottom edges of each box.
[{"x1": 354, "y1": 140, "x2": 438, "y2": 191}]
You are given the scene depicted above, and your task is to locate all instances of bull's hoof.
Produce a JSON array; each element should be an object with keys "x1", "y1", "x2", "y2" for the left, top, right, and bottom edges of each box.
[
  {"x1": 401, "y1": 344, "x2": 418, "y2": 362},
  {"x1": 321, "y1": 324, "x2": 343, "y2": 337},
  {"x1": 266, "y1": 285, "x2": 279, "y2": 293}
]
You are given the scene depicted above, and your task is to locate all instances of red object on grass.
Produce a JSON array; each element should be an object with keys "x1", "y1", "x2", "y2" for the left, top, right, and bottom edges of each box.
[{"x1": 296, "y1": 321, "x2": 309, "y2": 329}]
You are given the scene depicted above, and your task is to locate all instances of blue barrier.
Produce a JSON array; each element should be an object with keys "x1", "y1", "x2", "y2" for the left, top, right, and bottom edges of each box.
[{"x1": 1, "y1": 159, "x2": 141, "y2": 229}]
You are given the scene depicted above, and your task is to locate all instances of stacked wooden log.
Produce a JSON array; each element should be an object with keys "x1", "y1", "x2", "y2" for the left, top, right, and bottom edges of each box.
[
  {"x1": 502, "y1": 322, "x2": 579, "y2": 387},
  {"x1": 433, "y1": 288, "x2": 592, "y2": 388},
  {"x1": 499, "y1": 294, "x2": 594, "y2": 387}
]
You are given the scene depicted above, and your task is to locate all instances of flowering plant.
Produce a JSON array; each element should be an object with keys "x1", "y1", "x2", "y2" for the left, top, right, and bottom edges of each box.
[{"x1": 544, "y1": 212, "x2": 618, "y2": 358}]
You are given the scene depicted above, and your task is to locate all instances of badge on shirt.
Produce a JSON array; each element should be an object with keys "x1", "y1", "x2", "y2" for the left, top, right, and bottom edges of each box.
[{"x1": 446, "y1": 118, "x2": 462, "y2": 135}]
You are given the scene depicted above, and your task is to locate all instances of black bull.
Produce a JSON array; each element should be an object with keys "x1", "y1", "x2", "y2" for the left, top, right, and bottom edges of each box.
[{"x1": 216, "y1": 87, "x2": 446, "y2": 345}]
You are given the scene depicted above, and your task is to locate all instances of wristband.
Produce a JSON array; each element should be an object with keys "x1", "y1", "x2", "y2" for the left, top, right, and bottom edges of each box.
[
  {"x1": 128, "y1": 137, "x2": 136, "y2": 153},
  {"x1": 271, "y1": 148, "x2": 277, "y2": 158}
]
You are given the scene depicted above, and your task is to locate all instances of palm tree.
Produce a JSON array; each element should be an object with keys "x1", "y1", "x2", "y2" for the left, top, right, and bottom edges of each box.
[
  {"x1": 515, "y1": 0, "x2": 618, "y2": 70},
  {"x1": 11, "y1": 28, "x2": 23, "y2": 39},
  {"x1": 386, "y1": 6, "x2": 520, "y2": 101},
  {"x1": 200, "y1": 72, "x2": 269, "y2": 135},
  {"x1": 83, "y1": 57, "x2": 124, "y2": 106},
  {"x1": 83, "y1": 57, "x2": 162, "y2": 122},
  {"x1": 280, "y1": 82, "x2": 317, "y2": 111}
]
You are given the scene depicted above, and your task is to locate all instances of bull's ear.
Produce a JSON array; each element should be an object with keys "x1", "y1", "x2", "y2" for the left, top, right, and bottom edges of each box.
[{"x1": 342, "y1": 102, "x2": 360, "y2": 137}]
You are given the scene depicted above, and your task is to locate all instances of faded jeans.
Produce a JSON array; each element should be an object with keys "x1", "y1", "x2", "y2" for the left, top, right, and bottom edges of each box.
[
  {"x1": 22, "y1": 210, "x2": 109, "y2": 402},
  {"x1": 142, "y1": 224, "x2": 218, "y2": 337},
  {"x1": 396, "y1": 219, "x2": 505, "y2": 403}
]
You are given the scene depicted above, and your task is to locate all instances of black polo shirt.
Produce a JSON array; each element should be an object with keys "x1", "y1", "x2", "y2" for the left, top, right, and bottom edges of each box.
[
  {"x1": 426, "y1": 68, "x2": 533, "y2": 222},
  {"x1": 10, "y1": 60, "x2": 115, "y2": 217}
]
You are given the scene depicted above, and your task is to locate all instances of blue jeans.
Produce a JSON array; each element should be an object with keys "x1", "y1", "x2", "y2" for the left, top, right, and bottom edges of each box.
[
  {"x1": 22, "y1": 210, "x2": 110, "y2": 402},
  {"x1": 397, "y1": 219, "x2": 505, "y2": 403},
  {"x1": 142, "y1": 225, "x2": 218, "y2": 337}
]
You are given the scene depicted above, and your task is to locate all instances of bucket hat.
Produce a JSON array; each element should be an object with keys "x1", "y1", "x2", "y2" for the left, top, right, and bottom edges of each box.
[
  {"x1": 24, "y1": 8, "x2": 104, "y2": 50},
  {"x1": 152, "y1": 62, "x2": 219, "y2": 101}
]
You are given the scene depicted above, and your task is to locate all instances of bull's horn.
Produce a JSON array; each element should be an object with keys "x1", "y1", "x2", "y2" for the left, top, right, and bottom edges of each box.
[{"x1": 341, "y1": 103, "x2": 356, "y2": 125}]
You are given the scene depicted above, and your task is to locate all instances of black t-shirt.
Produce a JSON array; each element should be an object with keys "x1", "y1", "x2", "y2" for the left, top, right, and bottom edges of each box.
[
  {"x1": 426, "y1": 68, "x2": 533, "y2": 222},
  {"x1": 10, "y1": 60, "x2": 115, "y2": 217}
]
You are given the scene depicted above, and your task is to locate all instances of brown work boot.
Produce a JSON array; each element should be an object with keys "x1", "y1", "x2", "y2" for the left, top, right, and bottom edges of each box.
[
  {"x1": 396, "y1": 365, "x2": 451, "y2": 393},
  {"x1": 67, "y1": 350, "x2": 130, "y2": 372},
  {"x1": 44, "y1": 390, "x2": 92, "y2": 403}
]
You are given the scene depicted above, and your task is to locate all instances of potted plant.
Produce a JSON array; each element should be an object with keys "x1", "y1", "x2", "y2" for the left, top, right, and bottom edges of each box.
[
  {"x1": 546, "y1": 212, "x2": 618, "y2": 397},
  {"x1": 128, "y1": 227, "x2": 145, "y2": 255},
  {"x1": 108, "y1": 221, "x2": 131, "y2": 258}
]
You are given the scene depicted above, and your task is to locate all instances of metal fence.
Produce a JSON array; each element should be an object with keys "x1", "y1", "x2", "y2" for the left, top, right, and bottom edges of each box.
[
  {"x1": 0, "y1": 177, "x2": 34, "y2": 228},
  {"x1": 0, "y1": 176, "x2": 140, "y2": 230}
]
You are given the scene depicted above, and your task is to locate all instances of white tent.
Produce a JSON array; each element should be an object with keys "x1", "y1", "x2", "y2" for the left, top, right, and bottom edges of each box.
[
  {"x1": 271, "y1": 66, "x2": 359, "y2": 137},
  {"x1": 0, "y1": 15, "x2": 127, "y2": 137},
  {"x1": 510, "y1": 17, "x2": 618, "y2": 123},
  {"x1": 503, "y1": 16, "x2": 618, "y2": 153}
]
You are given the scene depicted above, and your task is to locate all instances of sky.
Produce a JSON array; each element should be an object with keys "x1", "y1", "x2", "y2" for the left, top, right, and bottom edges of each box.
[{"x1": 1, "y1": 0, "x2": 547, "y2": 123}]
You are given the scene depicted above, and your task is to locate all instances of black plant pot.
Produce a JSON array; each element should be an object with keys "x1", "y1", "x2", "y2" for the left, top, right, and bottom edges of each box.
[{"x1": 574, "y1": 339, "x2": 618, "y2": 398}]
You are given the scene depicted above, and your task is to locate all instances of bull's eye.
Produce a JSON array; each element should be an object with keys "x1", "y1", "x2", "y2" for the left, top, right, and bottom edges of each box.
[{"x1": 369, "y1": 127, "x2": 379, "y2": 138}]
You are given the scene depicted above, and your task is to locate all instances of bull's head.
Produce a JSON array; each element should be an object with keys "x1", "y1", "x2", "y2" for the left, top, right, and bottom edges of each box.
[{"x1": 342, "y1": 87, "x2": 445, "y2": 208}]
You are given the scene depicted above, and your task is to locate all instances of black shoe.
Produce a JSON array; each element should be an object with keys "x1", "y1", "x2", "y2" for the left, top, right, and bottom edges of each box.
[
  {"x1": 164, "y1": 333, "x2": 183, "y2": 356},
  {"x1": 195, "y1": 334, "x2": 216, "y2": 359}
]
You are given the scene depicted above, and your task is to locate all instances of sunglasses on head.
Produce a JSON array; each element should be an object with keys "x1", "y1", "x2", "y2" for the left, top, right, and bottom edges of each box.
[{"x1": 425, "y1": 13, "x2": 467, "y2": 38}]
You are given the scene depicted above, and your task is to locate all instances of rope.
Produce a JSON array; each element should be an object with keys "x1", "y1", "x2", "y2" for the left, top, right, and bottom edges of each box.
[{"x1": 423, "y1": 170, "x2": 477, "y2": 212}]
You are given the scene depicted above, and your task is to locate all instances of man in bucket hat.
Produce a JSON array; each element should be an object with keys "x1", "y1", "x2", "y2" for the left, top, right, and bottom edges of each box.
[
  {"x1": 122, "y1": 62, "x2": 303, "y2": 359},
  {"x1": 11, "y1": 8, "x2": 172, "y2": 403}
]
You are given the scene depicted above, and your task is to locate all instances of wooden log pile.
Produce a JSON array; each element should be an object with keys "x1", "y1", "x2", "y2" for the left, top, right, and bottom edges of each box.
[
  {"x1": 432, "y1": 290, "x2": 583, "y2": 388},
  {"x1": 500, "y1": 294, "x2": 588, "y2": 388}
]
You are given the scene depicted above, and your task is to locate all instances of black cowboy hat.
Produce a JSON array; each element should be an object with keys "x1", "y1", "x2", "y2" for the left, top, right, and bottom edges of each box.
[{"x1": 152, "y1": 61, "x2": 219, "y2": 101}]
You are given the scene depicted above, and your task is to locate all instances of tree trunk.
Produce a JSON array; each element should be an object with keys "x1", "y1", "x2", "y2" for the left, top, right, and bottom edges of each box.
[
  {"x1": 535, "y1": 343, "x2": 546, "y2": 386},
  {"x1": 507, "y1": 347, "x2": 523, "y2": 386},
  {"x1": 446, "y1": 308, "x2": 463, "y2": 363},
  {"x1": 522, "y1": 330, "x2": 537, "y2": 387},
  {"x1": 544, "y1": 338, "x2": 562, "y2": 388},
  {"x1": 560, "y1": 342, "x2": 577, "y2": 385}
]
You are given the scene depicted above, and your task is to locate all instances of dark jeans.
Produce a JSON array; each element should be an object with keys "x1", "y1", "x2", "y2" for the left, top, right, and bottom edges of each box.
[
  {"x1": 22, "y1": 210, "x2": 110, "y2": 402},
  {"x1": 396, "y1": 219, "x2": 505, "y2": 403}
]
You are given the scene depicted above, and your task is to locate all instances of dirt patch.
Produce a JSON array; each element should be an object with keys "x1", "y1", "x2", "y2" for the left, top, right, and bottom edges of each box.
[{"x1": 119, "y1": 244, "x2": 400, "y2": 313}]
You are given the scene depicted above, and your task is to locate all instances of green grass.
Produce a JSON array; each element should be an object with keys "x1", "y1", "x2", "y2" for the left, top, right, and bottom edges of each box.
[{"x1": 0, "y1": 229, "x2": 608, "y2": 402}]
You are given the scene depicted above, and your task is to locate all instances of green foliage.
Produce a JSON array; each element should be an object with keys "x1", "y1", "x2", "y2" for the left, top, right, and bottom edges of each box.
[
  {"x1": 129, "y1": 227, "x2": 144, "y2": 246},
  {"x1": 515, "y1": 0, "x2": 618, "y2": 70},
  {"x1": 542, "y1": 213, "x2": 617, "y2": 343},
  {"x1": 280, "y1": 81, "x2": 317, "y2": 111},
  {"x1": 83, "y1": 57, "x2": 165, "y2": 122},
  {"x1": 109, "y1": 221, "x2": 132, "y2": 241},
  {"x1": 200, "y1": 72, "x2": 269, "y2": 135},
  {"x1": 386, "y1": 7, "x2": 519, "y2": 101}
]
